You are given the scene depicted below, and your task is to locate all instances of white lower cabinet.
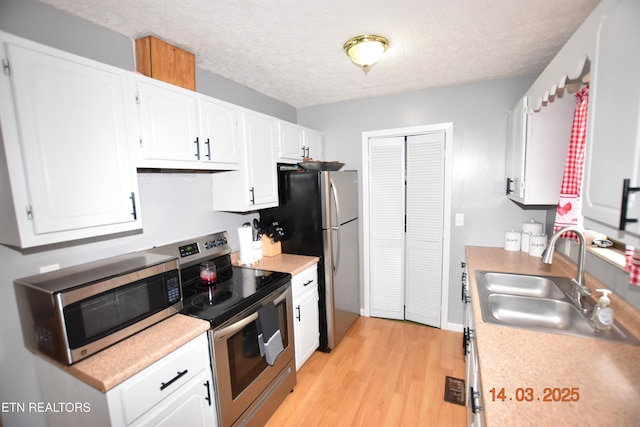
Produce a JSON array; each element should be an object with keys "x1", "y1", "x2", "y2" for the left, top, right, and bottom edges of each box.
[
  {"x1": 0, "y1": 31, "x2": 142, "y2": 248},
  {"x1": 35, "y1": 333, "x2": 217, "y2": 427},
  {"x1": 463, "y1": 265, "x2": 484, "y2": 427},
  {"x1": 292, "y1": 264, "x2": 319, "y2": 370}
]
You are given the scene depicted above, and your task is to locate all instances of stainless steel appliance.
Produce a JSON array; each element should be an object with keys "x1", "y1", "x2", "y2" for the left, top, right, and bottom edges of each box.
[
  {"x1": 14, "y1": 253, "x2": 181, "y2": 364},
  {"x1": 261, "y1": 170, "x2": 360, "y2": 351},
  {"x1": 146, "y1": 231, "x2": 295, "y2": 427}
]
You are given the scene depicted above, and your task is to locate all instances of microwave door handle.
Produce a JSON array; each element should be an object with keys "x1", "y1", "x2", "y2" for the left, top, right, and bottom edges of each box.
[
  {"x1": 330, "y1": 179, "x2": 341, "y2": 276},
  {"x1": 213, "y1": 312, "x2": 259, "y2": 342}
]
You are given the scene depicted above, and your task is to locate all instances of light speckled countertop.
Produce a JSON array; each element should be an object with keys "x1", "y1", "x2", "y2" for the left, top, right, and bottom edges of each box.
[
  {"x1": 231, "y1": 252, "x2": 319, "y2": 276},
  {"x1": 466, "y1": 246, "x2": 640, "y2": 426},
  {"x1": 44, "y1": 254, "x2": 318, "y2": 393},
  {"x1": 49, "y1": 314, "x2": 210, "y2": 392}
]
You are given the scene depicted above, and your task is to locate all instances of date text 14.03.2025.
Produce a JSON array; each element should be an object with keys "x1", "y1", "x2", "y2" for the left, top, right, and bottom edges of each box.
[{"x1": 489, "y1": 387, "x2": 580, "y2": 402}]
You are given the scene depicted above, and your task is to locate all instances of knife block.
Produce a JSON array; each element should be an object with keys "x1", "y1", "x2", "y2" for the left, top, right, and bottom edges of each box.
[{"x1": 261, "y1": 237, "x2": 282, "y2": 257}]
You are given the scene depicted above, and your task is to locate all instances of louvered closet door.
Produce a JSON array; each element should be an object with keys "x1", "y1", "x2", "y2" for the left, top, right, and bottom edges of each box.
[
  {"x1": 405, "y1": 133, "x2": 444, "y2": 327},
  {"x1": 369, "y1": 136, "x2": 405, "y2": 320}
]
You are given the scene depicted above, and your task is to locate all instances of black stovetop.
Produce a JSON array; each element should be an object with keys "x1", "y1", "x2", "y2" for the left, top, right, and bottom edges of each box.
[{"x1": 179, "y1": 254, "x2": 291, "y2": 329}]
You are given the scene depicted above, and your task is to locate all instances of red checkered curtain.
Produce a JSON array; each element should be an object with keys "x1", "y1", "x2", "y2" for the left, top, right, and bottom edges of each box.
[
  {"x1": 553, "y1": 86, "x2": 589, "y2": 236},
  {"x1": 626, "y1": 246, "x2": 640, "y2": 285}
]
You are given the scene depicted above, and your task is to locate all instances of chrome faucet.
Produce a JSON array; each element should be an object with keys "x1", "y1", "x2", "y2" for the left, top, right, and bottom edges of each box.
[{"x1": 541, "y1": 226, "x2": 591, "y2": 312}]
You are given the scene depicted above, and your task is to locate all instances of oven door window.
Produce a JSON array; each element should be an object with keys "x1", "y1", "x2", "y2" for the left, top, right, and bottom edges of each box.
[{"x1": 228, "y1": 302, "x2": 289, "y2": 399}]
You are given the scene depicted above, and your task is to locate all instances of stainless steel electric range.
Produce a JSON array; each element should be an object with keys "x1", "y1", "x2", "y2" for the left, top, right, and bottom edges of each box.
[{"x1": 146, "y1": 231, "x2": 296, "y2": 427}]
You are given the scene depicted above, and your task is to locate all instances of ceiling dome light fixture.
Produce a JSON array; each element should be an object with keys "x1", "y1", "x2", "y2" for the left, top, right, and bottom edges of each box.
[{"x1": 343, "y1": 34, "x2": 389, "y2": 74}]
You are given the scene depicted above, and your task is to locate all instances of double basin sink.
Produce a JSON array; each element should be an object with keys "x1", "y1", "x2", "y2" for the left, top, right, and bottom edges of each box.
[{"x1": 475, "y1": 271, "x2": 639, "y2": 345}]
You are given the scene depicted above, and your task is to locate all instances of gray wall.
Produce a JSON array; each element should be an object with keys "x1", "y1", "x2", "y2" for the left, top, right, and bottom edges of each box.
[{"x1": 297, "y1": 76, "x2": 551, "y2": 329}]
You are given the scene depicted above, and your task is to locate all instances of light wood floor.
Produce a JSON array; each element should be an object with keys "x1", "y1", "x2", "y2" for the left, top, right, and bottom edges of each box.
[{"x1": 266, "y1": 316, "x2": 467, "y2": 427}]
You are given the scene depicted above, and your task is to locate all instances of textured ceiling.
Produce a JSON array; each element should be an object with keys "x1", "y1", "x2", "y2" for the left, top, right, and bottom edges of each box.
[{"x1": 41, "y1": 0, "x2": 600, "y2": 108}]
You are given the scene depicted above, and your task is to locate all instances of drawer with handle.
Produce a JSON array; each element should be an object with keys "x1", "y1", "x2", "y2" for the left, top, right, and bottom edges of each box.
[
  {"x1": 292, "y1": 264, "x2": 318, "y2": 299},
  {"x1": 117, "y1": 333, "x2": 209, "y2": 425}
]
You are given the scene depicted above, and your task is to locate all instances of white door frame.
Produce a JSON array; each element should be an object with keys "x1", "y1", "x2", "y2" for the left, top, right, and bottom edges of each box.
[{"x1": 361, "y1": 123, "x2": 454, "y2": 330}]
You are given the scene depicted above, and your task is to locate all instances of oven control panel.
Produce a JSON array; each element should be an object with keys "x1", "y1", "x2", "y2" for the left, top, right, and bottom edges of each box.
[
  {"x1": 179, "y1": 243, "x2": 200, "y2": 258},
  {"x1": 146, "y1": 231, "x2": 231, "y2": 268},
  {"x1": 203, "y1": 236, "x2": 228, "y2": 250}
]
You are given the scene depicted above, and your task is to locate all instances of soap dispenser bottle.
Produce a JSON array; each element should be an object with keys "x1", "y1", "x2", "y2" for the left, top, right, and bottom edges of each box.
[{"x1": 591, "y1": 289, "x2": 614, "y2": 331}]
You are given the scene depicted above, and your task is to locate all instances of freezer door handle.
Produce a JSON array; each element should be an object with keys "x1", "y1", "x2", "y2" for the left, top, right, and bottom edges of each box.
[{"x1": 330, "y1": 179, "x2": 341, "y2": 276}]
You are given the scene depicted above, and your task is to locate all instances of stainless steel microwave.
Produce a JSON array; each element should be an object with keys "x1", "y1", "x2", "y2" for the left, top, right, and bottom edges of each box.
[{"x1": 14, "y1": 252, "x2": 182, "y2": 365}]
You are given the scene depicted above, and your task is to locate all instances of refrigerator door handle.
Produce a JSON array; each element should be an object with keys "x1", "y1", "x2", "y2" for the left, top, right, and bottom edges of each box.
[{"x1": 330, "y1": 179, "x2": 341, "y2": 276}]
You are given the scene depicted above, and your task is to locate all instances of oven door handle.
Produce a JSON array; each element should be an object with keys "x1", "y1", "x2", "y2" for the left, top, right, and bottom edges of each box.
[
  {"x1": 213, "y1": 287, "x2": 289, "y2": 342},
  {"x1": 273, "y1": 288, "x2": 288, "y2": 305},
  {"x1": 213, "y1": 312, "x2": 259, "y2": 342}
]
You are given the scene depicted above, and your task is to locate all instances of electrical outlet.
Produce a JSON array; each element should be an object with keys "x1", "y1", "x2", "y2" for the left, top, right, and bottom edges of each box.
[{"x1": 455, "y1": 213, "x2": 464, "y2": 227}]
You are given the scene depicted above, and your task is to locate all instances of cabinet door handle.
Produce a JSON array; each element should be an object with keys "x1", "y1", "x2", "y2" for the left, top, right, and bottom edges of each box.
[
  {"x1": 250, "y1": 187, "x2": 255, "y2": 205},
  {"x1": 303, "y1": 279, "x2": 313, "y2": 287},
  {"x1": 506, "y1": 177, "x2": 514, "y2": 195},
  {"x1": 160, "y1": 369, "x2": 188, "y2": 391},
  {"x1": 471, "y1": 386, "x2": 483, "y2": 413},
  {"x1": 301, "y1": 146, "x2": 306, "y2": 158},
  {"x1": 205, "y1": 138, "x2": 211, "y2": 160},
  {"x1": 462, "y1": 327, "x2": 468, "y2": 356},
  {"x1": 194, "y1": 137, "x2": 201, "y2": 160},
  {"x1": 619, "y1": 178, "x2": 640, "y2": 230},
  {"x1": 129, "y1": 192, "x2": 137, "y2": 220},
  {"x1": 204, "y1": 380, "x2": 212, "y2": 406},
  {"x1": 296, "y1": 305, "x2": 301, "y2": 321}
]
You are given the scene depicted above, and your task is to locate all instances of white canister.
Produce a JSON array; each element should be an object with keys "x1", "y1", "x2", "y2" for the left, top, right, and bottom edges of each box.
[
  {"x1": 521, "y1": 220, "x2": 544, "y2": 252},
  {"x1": 529, "y1": 234, "x2": 548, "y2": 257},
  {"x1": 504, "y1": 229, "x2": 521, "y2": 251}
]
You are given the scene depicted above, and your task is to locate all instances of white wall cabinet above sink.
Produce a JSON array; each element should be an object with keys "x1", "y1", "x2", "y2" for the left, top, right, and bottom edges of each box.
[
  {"x1": 212, "y1": 109, "x2": 279, "y2": 211},
  {"x1": 583, "y1": 0, "x2": 640, "y2": 247},
  {"x1": 505, "y1": 95, "x2": 573, "y2": 205},
  {"x1": 277, "y1": 121, "x2": 323, "y2": 164},
  {"x1": 0, "y1": 31, "x2": 142, "y2": 248},
  {"x1": 133, "y1": 75, "x2": 240, "y2": 170}
]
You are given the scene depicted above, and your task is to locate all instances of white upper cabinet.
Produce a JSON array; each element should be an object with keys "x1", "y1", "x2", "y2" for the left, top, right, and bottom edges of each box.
[
  {"x1": 212, "y1": 109, "x2": 279, "y2": 211},
  {"x1": 277, "y1": 121, "x2": 323, "y2": 163},
  {"x1": 278, "y1": 121, "x2": 305, "y2": 162},
  {"x1": 583, "y1": 0, "x2": 640, "y2": 246},
  {"x1": 133, "y1": 75, "x2": 240, "y2": 170},
  {"x1": 199, "y1": 97, "x2": 240, "y2": 165},
  {"x1": 304, "y1": 129, "x2": 323, "y2": 160},
  {"x1": 505, "y1": 95, "x2": 573, "y2": 205},
  {"x1": 0, "y1": 31, "x2": 142, "y2": 248},
  {"x1": 135, "y1": 77, "x2": 200, "y2": 164}
]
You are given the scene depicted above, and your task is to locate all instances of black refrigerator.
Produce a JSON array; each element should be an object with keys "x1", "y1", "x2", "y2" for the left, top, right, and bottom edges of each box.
[{"x1": 260, "y1": 169, "x2": 360, "y2": 352}]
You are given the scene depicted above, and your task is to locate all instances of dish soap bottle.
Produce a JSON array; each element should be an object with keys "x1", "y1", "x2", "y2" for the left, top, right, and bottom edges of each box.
[{"x1": 591, "y1": 289, "x2": 614, "y2": 331}]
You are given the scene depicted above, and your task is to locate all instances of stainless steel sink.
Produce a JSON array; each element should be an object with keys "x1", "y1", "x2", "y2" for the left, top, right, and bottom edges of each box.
[
  {"x1": 477, "y1": 271, "x2": 566, "y2": 299},
  {"x1": 475, "y1": 271, "x2": 640, "y2": 345},
  {"x1": 488, "y1": 294, "x2": 594, "y2": 331}
]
